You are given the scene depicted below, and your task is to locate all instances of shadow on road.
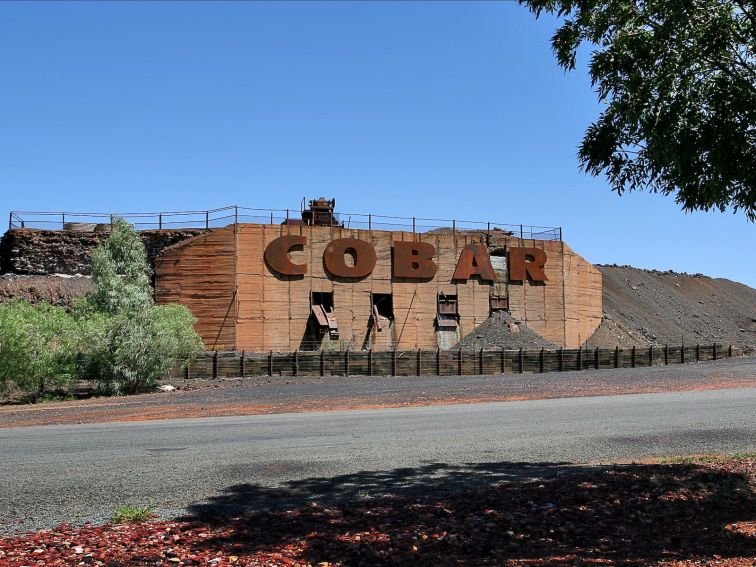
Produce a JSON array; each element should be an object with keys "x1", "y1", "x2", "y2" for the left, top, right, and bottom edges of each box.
[{"x1": 180, "y1": 459, "x2": 755, "y2": 565}]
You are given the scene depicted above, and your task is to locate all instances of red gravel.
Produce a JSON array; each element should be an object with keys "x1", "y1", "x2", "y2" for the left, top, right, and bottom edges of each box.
[{"x1": 1, "y1": 456, "x2": 753, "y2": 566}]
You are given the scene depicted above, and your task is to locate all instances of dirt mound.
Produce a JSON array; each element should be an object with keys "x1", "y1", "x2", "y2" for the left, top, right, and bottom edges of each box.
[
  {"x1": 456, "y1": 311, "x2": 556, "y2": 350},
  {"x1": 0, "y1": 274, "x2": 94, "y2": 308},
  {"x1": 586, "y1": 265, "x2": 756, "y2": 351}
]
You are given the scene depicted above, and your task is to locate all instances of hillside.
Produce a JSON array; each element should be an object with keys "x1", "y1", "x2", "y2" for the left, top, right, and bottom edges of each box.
[{"x1": 586, "y1": 266, "x2": 756, "y2": 351}]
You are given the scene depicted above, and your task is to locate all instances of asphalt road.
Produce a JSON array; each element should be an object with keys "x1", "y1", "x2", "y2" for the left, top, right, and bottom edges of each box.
[
  {"x1": 3, "y1": 356, "x2": 755, "y2": 428},
  {"x1": 1, "y1": 388, "x2": 755, "y2": 534}
]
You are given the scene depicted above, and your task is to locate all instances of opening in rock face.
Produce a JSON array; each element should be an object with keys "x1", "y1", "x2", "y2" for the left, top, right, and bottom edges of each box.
[{"x1": 372, "y1": 293, "x2": 393, "y2": 320}]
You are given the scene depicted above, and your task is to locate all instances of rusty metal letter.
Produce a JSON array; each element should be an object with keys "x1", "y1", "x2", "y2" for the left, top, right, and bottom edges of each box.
[
  {"x1": 452, "y1": 244, "x2": 496, "y2": 282},
  {"x1": 264, "y1": 235, "x2": 307, "y2": 276},
  {"x1": 323, "y1": 238, "x2": 377, "y2": 278},
  {"x1": 508, "y1": 247, "x2": 549, "y2": 282},
  {"x1": 392, "y1": 241, "x2": 437, "y2": 279}
]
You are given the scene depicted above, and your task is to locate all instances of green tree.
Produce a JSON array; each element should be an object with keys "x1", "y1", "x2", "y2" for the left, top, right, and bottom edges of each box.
[
  {"x1": 80, "y1": 219, "x2": 204, "y2": 394},
  {"x1": 519, "y1": 0, "x2": 755, "y2": 220},
  {"x1": 0, "y1": 300, "x2": 80, "y2": 399},
  {"x1": 88, "y1": 217, "x2": 153, "y2": 314}
]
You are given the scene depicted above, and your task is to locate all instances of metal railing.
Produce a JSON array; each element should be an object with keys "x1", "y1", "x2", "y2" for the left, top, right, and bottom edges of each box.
[{"x1": 8, "y1": 205, "x2": 562, "y2": 241}]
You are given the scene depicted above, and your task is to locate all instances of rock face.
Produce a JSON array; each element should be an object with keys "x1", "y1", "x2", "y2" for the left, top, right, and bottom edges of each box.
[
  {"x1": 0, "y1": 228, "x2": 209, "y2": 276},
  {"x1": 0, "y1": 274, "x2": 96, "y2": 308},
  {"x1": 586, "y1": 265, "x2": 756, "y2": 352}
]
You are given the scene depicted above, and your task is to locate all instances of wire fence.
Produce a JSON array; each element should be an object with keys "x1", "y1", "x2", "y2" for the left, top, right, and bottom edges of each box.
[{"x1": 8, "y1": 205, "x2": 562, "y2": 241}]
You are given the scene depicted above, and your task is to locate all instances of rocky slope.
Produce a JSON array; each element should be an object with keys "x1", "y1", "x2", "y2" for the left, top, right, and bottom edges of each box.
[
  {"x1": 586, "y1": 265, "x2": 756, "y2": 351},
  {"x1": 0, "y1": 274, "x2": 95, "y2": 308},
  {"x1": 456, "y1": 311, "x2": 557, "y2": 350}
]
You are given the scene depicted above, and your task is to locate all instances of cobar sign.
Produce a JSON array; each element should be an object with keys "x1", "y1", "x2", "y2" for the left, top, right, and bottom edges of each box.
[{"x1": 264, "y1": 236, "x2": 548, "y2": 283}]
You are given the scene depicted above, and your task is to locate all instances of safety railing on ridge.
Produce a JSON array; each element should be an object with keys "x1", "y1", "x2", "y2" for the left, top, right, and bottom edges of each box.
[{"x1": 8, "y1": 205, "x2": 562, "y2": 241}]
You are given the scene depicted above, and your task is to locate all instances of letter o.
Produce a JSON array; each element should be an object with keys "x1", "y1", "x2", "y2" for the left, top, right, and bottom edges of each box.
[{"x1": 323, "y1": 238, "x2": 376, "y2": 278}]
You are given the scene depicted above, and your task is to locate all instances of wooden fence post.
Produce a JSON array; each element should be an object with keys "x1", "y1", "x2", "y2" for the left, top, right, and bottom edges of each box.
[
  {"x1": 540, "y1": 348, "x2": 545, "y2": 373},
  {"x1": 631, "y1": 346, "x2": 636, "y2": 368},
  {"x1": 519, "y1": 348, "x2": 524, "y2": 374},
  {"x1": 681, "y1": 345, "x2": 685, "y2": 364},
  {"x1": 615, "y1": 346, "x2": 619, "y2": 368},
  {"x1": 728, "y1": 344, "x2": 733, "y2": 357},
  {"x1": 595, "y1": 347, "x2": 599, "y2": 370},
  {"x1": 320, "y1": 350, "x2": 325, "y2": 377},
  {"x1": 436, "y1": 348, "x2": 441, "y2": 376},
  {"x1": 501, "y1": 349, "x2": 506, "y2": 374},
  {"x1": 213, "y1": 351, "x2": 218, "y2": 379},
  {"x1": 664, "y1": 344, "x2": 668, "y2": 365}
]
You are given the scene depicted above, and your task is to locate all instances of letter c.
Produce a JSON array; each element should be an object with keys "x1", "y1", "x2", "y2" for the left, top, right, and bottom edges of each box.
[{"x1": 264, "y1": 235, "x2": 307, "y2": 276}]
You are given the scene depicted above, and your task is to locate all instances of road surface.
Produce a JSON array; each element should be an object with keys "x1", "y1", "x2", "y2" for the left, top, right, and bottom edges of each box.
[{"x1": 1, "y1": 388, "x2": 754, "y2": 534}]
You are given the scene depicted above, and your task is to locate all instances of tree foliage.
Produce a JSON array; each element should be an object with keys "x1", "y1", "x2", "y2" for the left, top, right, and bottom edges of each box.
[
  {"x1": 519, "y1": 0, "x2": 756, "y2": 220},
  {"x1": 0, "y1": 300, "x2": 80, "y2": 399},
  {"x1": 81, "y1": 219, "x2": 204, "y2": 394},
  {"x1": 88, "y1": 218, "x2": 153, "y2": 314}
]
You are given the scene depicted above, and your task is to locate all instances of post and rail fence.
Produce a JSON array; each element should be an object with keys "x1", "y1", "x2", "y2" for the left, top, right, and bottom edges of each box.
[
  {"x1": 8, "y1": 206, "x2": 563, "y2": 242},
  {"x1": 172, "y1": 343, "x2": 738, "y2": 380}
]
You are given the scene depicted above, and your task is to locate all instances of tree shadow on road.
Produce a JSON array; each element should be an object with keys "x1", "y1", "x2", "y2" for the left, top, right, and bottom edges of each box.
[{"x1": 180, "y1": 459, "x2": 755, "y2": 565}]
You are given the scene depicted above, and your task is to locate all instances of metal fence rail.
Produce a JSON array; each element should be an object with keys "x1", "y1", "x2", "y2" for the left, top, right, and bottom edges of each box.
[{"x1": 8, "y1": 205, "x2": 563, "y2": 241}]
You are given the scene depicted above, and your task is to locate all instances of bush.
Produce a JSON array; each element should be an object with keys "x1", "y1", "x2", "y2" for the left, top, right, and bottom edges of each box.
[
  {"x1": 0, "y1": 301, "x2": 80, "y2": 399},
  {"x1": 83, "y1": 305, "x2": 203, "y2": 395},
  {"x1": 1, "y1": 218, "x2": 204, "y2": 401}
]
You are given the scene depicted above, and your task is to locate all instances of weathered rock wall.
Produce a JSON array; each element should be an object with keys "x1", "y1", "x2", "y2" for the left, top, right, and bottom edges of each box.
[
  {"x1": 0, "y1": 274, "x2": 96, "y2": 308},
  {"x1": 0, "y1": 228, "x2": 209, "y2": 276}
]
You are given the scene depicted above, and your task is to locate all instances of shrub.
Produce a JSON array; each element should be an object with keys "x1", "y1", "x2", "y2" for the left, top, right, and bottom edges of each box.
[
  {"x1": 0, "y1": 301, "x2": 80, "y2": 399},
  {"x1": 84, "y1": 305, "x2": 203, "y2": 395},
  {"x1": 1, "y1": 219, "x2": 203, "y2": 400}
]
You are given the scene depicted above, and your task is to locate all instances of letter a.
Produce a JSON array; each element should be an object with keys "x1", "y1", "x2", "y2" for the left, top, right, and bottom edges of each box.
[{"x1": 452, "y1": 244, "x2": 496, "y2": 282}]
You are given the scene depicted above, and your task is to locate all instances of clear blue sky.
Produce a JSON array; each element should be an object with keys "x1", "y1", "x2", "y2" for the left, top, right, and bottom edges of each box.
[{"x1": 1, "y1": 1, "x2": 754, "y2": 286}]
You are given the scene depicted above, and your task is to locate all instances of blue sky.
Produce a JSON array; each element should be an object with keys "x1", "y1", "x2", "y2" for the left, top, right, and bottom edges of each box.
[{"x1": 1, "y1": 1, "x2": 753, "y2": 286}]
